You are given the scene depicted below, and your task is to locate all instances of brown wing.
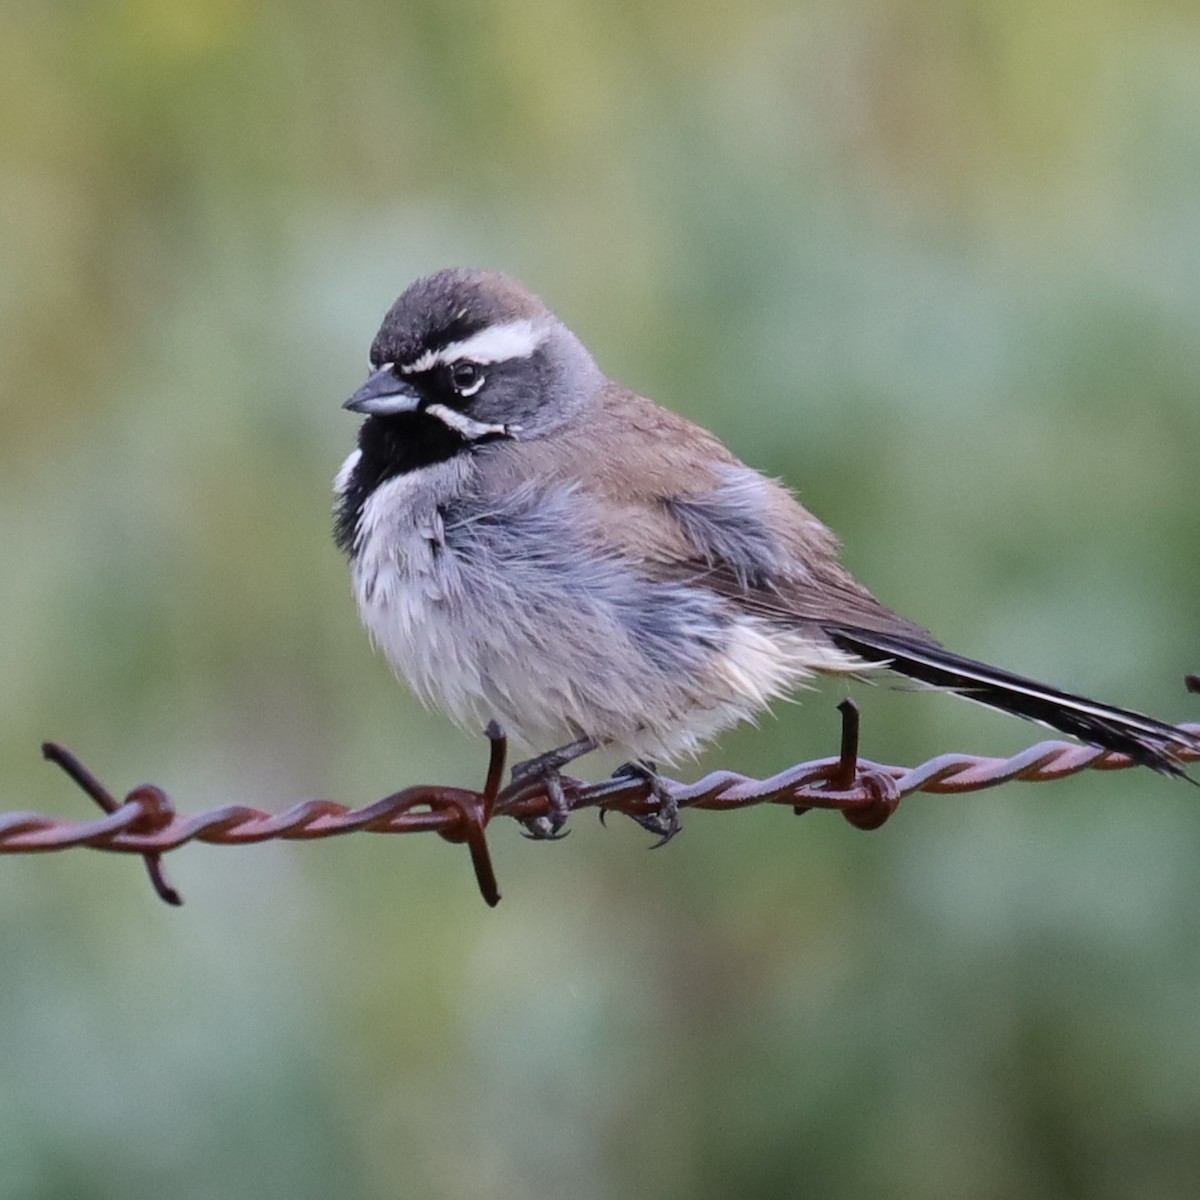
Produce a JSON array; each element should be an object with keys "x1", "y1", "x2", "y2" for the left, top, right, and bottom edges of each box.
[
  {"x1": 480, "y1": 382, "x2": 932, "y2": 641},
  {"x1": 477, "y1": 385, "x2": 1198, "y2": 773}
]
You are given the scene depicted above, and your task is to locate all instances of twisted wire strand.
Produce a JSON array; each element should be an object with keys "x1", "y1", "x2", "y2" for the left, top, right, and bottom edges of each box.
[{"x1": 10, "y1": 704, "x2": 1199, "y2": 908}]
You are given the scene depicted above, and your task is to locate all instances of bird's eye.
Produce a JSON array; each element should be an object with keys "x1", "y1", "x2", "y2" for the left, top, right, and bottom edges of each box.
[{"x1": 449, "y1": 361, "x2": 484, "y2": 396}]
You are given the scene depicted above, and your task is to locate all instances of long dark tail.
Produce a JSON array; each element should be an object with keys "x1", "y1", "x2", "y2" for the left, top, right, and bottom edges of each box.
[{"x1": 828, "y1": 627, "x2": 1199, "y2": 777}]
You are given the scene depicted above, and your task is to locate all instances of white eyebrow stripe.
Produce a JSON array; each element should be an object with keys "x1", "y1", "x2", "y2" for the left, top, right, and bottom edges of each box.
[{"x1": 399, "y1": 319, "x2": 546, "y2": 374}]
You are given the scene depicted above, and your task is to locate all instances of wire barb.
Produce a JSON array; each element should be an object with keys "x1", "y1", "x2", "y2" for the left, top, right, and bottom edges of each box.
[
  {"x1": 15, "y1": 681, "x2": 1199, "y2": 907},
  {"x1": 40, "y1": 742, "x2": 182, "y2": 906}
]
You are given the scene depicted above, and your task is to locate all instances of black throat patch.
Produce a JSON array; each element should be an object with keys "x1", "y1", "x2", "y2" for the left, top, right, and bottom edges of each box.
[{"x1": 334, "y1": 412, "x2": 469, "y2": 555}]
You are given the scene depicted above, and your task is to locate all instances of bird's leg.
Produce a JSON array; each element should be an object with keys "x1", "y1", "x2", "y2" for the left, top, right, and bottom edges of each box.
[
  {"x1": 510, "y1": 734, "x2": 600, "y2": 840},
  {"x1": 611, "y1": 760, "x2": 681, "y2": 848}
]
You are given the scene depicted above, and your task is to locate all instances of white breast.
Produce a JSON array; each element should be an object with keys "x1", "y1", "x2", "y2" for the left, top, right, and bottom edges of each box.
[
  {"x1": 343, "y1": 457, "x2": 876, "y2": 761},
  {"x1": 350, "y1": 458, "x2": 517, "y2": 741}
]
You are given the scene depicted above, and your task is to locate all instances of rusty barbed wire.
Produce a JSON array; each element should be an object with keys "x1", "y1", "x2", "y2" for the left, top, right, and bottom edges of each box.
[{"x1": 8, "y1": 697, "x2": 1199, "y2": 908}]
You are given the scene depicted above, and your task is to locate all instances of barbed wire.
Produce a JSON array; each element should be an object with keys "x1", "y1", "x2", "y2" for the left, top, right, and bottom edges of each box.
[{"x1": 7, "y1": 695, "x2": 1199, "y2": 907}]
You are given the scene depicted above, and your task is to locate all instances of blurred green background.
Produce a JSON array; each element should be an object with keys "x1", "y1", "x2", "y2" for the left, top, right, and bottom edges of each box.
[{"x1": 2, "y1": 1, "x2": 1199, "y2": 1197}]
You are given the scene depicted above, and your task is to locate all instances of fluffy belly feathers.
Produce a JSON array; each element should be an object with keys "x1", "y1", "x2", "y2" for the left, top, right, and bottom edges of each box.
[{"x1": 348, "y1": 463, "x2": 863, "y2": 759}]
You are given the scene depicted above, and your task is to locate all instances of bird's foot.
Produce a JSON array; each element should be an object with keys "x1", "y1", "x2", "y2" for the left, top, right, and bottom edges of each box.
[
  {"x1": 509, "y1": 735, "x2": 599, "y2": 840},
  {"x1": 516, "y1": 772, "x2": 571, "y2": 840},
  {"x1": 611, "y1": 760, "x2": 681, "y2": 848}
]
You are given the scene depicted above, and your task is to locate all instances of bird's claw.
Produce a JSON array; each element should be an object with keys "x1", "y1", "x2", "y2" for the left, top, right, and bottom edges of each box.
[
  {"x1": 634, "y1": 802, "x2": 681, "y2": 848},
  {"x1": 610, "y1": 761, "x2": 682, "y2": 847},
  {"x1": 520, "y1": 818, "x2": 570, "y2": 841},
  {"x1": 512, "y1": 763, "x2": 572, "y2": 840}
]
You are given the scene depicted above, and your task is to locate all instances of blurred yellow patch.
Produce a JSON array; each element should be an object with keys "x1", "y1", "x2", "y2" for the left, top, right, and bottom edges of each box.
[{"x1": 124, "y1": 0, "x2": 250, "y2": 57}]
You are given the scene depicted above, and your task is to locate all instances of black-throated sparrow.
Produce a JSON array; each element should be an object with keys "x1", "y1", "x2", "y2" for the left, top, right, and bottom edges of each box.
[{"x1": 335, "y1": 269, "x2": 1196, "y2": 831}]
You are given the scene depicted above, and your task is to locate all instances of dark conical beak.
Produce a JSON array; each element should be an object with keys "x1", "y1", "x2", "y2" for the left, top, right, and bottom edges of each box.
[{"x1": 343, "y1": 365, "x2": 421, "y2": 415}]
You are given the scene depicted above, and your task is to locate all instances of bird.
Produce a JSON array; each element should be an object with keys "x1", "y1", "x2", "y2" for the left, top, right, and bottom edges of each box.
[{"x1": 334, "y1": 268, "x2": 1197, "y2": 836}]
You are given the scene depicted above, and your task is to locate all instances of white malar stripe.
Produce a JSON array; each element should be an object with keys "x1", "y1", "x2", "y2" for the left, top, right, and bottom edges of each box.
[
  {"x1": 424, "y1": 403, "x2": 512, "y2": 441},
  {"x1": 399, "y1": 319, "x2": 546, "y2": 374},
  {"x1": 333, "y1": 448, "x2": 362, "y2": 495}
]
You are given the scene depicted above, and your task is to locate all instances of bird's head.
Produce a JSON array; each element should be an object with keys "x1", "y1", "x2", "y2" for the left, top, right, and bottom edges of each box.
[{"x1": 344, "y1": 268, "x2": 601, "y2": 444}]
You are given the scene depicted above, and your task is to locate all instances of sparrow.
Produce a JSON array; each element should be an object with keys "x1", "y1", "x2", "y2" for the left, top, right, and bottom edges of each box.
[{"x1": 334, "y1": 268, "x2": 1196, "y2": 834}]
